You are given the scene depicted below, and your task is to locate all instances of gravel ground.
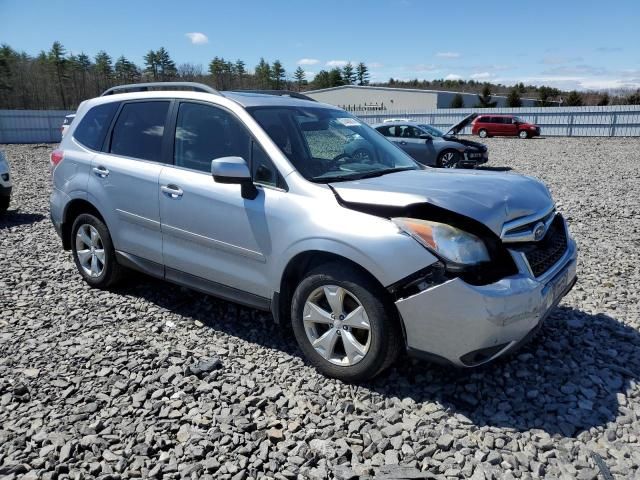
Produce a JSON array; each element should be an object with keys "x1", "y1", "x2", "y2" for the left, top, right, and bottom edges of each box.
[{"x1": 1, "y1": 137, "x2": 639, "y2": 480}]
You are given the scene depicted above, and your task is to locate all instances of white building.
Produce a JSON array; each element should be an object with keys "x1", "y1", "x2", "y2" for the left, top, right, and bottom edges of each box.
[{"x1": 305, "y1": 85, "x2": 540, "y2": 110}]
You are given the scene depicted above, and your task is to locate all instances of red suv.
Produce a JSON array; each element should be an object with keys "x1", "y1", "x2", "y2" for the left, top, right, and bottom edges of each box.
[{"x1": 471, "y1": 115, "x2": 541, "y2": 139}]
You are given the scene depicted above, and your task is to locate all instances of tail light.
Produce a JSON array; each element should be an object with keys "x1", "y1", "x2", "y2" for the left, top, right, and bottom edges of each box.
[{"x1": 50, "y1": 149, "x2": 64, "y2": 168}]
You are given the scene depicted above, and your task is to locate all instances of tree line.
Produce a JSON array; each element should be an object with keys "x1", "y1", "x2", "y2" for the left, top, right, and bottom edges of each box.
[
  {"x1": 0, "y1": 42, "x2": 372, "y2": 110},
  {"x1": 1, "y1": 41, "x2": 639, "y2": 110}
]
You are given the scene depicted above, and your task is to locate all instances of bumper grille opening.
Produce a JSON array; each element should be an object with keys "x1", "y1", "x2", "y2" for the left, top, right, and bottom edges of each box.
[
  {"x1": 513, "y1": 215, "x2": 568, "y2": 277},
  {"x1": 460, "y1": 342, "x2": 510, "y2": 366}
]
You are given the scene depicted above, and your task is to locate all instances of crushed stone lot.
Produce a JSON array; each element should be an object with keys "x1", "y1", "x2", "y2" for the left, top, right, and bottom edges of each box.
[{"x1": 1, "y1": 137, "x2": 639, "y2": 479}]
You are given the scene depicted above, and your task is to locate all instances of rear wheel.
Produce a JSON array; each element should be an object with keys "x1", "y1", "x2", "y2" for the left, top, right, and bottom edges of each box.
[
  {"x1": 478, "y1": 129, "x2": 488, "y2": 138},
  {"x1": 0, "y1": 196, "x2": 9, "y2": 213},
  {"x1": 518, "y1": 130, "x2": 529, "y2": 139},
  {"x1": 71, "y1": 213, "x2": 122, "y2": 288},
  {"x1": 291, "y1": 263, "x2": 401, "y2": 381},
  {"x1": 437, "y1": 150, "x2": 461, "y2": 168}
]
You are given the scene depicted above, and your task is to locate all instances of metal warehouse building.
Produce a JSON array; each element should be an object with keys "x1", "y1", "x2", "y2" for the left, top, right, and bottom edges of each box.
[{"x1": 305, "y1": 85, "x2": 539, "y2": 110}]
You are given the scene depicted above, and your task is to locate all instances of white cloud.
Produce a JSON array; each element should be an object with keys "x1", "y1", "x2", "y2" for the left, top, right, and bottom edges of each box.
[
  {"x1": 436, "y1": 52, "x2": 461, "y2": 58},
  {"x1": 470, "y1": 72, "x2": 492, "y2": 80},
  {"x1": 369, "y1": 62, "x2": 384, "y2": 68},
  {"x1": 326, "y1": 60, "x2": 349, "y2": 67},
  {"x1": 445, "y1": 73, "x2": 462, "y2": 80},
  {"x1": 297, "y1": 58, "x2": 320, "y2": 66},
  {"x1": 185, "y1": 32, "x2": 208, "y2": 45},
  {"x1": 304, "y1": 71, "x2": 317, "y2": 79}
]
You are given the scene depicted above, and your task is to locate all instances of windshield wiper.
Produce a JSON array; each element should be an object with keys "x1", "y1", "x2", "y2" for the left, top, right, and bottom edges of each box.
[{"x1": 313, "y1": 167, "x2": 417, "y2": 183}]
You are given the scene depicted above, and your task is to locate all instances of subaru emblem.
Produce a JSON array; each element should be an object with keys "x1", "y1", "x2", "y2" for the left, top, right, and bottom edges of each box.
[{"x1": 533, "y1": 222, "x2": 546, "y2": 241}]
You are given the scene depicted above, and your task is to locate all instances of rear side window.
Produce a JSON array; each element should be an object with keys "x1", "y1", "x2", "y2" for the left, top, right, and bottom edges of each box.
[
  {"x1": 110, "y1": 101, "x2": 170, "y2": 161},
  {"x1": 477, "y1": 116, "x2": 489, "y2": 123},
  {"x1": 73, "y1": 103, "x2": 118, "y2": 150}
]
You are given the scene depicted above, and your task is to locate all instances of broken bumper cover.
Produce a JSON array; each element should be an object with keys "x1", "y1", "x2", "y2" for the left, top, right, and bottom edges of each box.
[{"x1": 396, "y1": 236, "x2": 577, "y2": 367}]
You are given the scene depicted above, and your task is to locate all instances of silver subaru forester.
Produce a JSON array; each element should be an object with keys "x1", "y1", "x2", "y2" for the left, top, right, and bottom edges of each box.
[{"x1": 50, "y1": 83, "x2": 577, "y2": 381}]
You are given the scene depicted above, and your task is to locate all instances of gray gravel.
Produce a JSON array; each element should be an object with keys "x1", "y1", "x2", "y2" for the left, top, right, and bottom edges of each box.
[{"x1": 1, "y1": 137, "x2": 639, "y2": 479}]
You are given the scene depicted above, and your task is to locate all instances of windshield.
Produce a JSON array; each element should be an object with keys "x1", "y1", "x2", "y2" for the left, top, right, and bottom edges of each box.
[
  {"x1": 248, "y1": 106, "x2": 420, "y2": 182},
  {"x1": 418, "y1": 124, "x2": 444, "y2": 137}
]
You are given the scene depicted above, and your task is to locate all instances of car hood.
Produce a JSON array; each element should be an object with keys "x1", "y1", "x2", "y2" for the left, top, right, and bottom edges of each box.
[
  {"x1": 438, "y1": 136, "x2": 487, "y2": 151},
  {"x1": 445, "y1": 113, "x2": 477, "y2": 136},
  {"x1": 330, "y1": 169, "x2": 553, "y2": 236}
]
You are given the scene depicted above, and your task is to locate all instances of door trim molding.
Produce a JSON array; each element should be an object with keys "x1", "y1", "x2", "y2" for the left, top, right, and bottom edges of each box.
[
  {"x1": 116, "y1": 208, "x2": 161, "y2": 232},
  {"x1": 161, "y1": 223, "x2": 266, "y2": 262}
]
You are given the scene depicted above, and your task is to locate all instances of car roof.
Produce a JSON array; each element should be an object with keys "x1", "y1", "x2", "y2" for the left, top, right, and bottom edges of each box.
[
  {"x1": 81, "y1": 89, "x2": 337, "y2": 110},
  {"x1": 371, "y1": 121, "x2": 427, "y2": 128},
  {"x1": 477, "y1": 114, "x2": 514, "y2": 118}
]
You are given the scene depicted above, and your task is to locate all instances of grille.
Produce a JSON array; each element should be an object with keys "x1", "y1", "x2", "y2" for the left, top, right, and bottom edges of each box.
[{"x1": 514, "y1": 215, "x2": 567, "y2": 277}]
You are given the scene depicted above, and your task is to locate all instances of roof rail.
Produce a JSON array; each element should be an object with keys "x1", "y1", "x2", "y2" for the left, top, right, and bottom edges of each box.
[
  {"x1": 101, "y1": 82, "x2": 221, "y2": 96},
  {"x1": 228, "y1": 89, "x2": 317, "y2": 102}
]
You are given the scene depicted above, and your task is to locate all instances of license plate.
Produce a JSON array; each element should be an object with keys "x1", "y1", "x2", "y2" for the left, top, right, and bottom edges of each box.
[
  {"x1": 469, "y1": 153, "x2": 482, "y2": 158},
  {"x1": 550, "y1": 269, "x2": 568, "y2": 302}
]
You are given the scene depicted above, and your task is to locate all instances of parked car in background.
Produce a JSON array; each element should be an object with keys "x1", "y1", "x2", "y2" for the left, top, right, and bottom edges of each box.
[
  {"x1": 374, "y1": 115, "x2": 488, "y2": 168},
  {"x1": 0, "y1": 149, "x2": 12, "y2": 212},
  {"x1": 472, "y1": 115, "x2": 541, "y2": 139},
  {"x1": 61, "y1": 114, "x2": 75, "y2": 138},
  {"x1": 50, "y1": 82, "x2": 577, "y2": 381}
]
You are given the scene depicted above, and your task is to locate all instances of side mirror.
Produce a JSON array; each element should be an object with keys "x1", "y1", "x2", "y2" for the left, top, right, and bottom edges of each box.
[
  {"x1": 419, "y1": 133, "x2": 432, "y2": 141},
  {"x1": 211, "y1": 156, "x2": 257, "y2": 199}
]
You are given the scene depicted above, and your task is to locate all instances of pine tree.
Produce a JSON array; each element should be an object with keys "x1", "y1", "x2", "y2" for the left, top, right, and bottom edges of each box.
[
  {"x1": 328, "y1": 68, "x2": 344, "y2": 87},
  {"x1": 254, "y1": 58, "x2": 271, "y2": 89},
  {"x1": 115, "y1": 56, "x2": 139, "y2": 83},
  {"x1": 143, "y1": 50, "x2": 158, "y2": 80},
  {"x1": 313, "y1": 70, "x2": 331, "y2": 89},
  {"x1": 506, "y1": 88, "x2": 522, "y2": 107},
  {"x1": 356, "y1": 62, "x2": 369, "y2": 86},
  {"x1": 271, "y1": 60, "x2": 285, "y2": 89},
  {"x1": 476, "y1": 84, "x2": 497, "y2": 108},
  {"x1": 48, "y1": 41, "x2": 68, "y2": 108},
  {"x1": 155, "y1": 47, "x2": 176, "y2": 80},
  {"x1": 208, "y1": 56, "x2": 226, "y2": 88},
  {"x1": 234, "y1": 60, "x2": 246, "y2": 76},
  {"x1": 537, "y1": 86, "x2": 559, "y2": 107},
  {"x1": 625, "y1": 90, "x2": 640, "y2": 105},
  {"x1": 342, "y1": 62, "x2": 355, "y2": 85},
  {"x1": 293, "y1": 66, "x2": 306, "y2": 91},
  {"x1": 449, "y1": 93, "x2": 464, "y2": 108},
  {"x1": 565, "y1": 90, "x2": 583, "y2": 106}
]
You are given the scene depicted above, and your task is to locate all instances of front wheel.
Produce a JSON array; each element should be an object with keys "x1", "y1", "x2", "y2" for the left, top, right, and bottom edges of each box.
[
  {"x1": 71, "y1": 213, "x2": 122, "y2": 288},
  {"x1": 291, "y1": 263, "x2": 402, "y2": 382},
  {"x1": 437, "y1": 150, "x2": 461, "y2": 168},
  {"x1": 518, "y1": 130, "x2": 529, "y2": 139}
]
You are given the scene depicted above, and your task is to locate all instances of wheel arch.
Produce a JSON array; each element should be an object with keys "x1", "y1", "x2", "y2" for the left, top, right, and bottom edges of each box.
[
  {"x1": 274, "y1": 249, "x2": 393, "y2": 326},
  {"x1": 61, "y1": 199, "x2": 106, "y2": 250}
]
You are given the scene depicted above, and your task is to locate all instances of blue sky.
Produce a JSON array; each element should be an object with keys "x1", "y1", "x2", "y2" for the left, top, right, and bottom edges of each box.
[{"x1": 1, "y1": 0, "x2": 639, "y2": 90}]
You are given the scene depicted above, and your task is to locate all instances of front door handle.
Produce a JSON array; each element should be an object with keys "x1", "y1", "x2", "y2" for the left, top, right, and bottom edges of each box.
[
  {"x1": 161, "y1": 184, "x2": 184, "y2": 198},
  {"x1": 92, "y1": 166, "x2": 109, "y2": 177},
  {"x1": 399, "y1": 141, "x2": 407, "y2": 145}
]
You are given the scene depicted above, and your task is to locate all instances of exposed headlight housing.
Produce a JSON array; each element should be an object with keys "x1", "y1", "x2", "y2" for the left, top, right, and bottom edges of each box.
[{"x1": 393, "y1": 217, "x2": 490, "y2": 265}]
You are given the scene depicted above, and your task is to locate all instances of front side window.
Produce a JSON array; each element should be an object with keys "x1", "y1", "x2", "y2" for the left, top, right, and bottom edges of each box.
[
  {"x1": 418, "y1": 125, "x2": 444, "y2": 137},
  {"x1": 249, "y1": 106, "x2": 419, "y2": 183},
  {"x1": 110, "y1": 101, "x2": 169, "y2": 161},
  {"x1": 74, "y1": 102, "x2": 118, "y2": 150},
  {"x1": 174, "y1": 102, "x2": 250, "y2": 173}
]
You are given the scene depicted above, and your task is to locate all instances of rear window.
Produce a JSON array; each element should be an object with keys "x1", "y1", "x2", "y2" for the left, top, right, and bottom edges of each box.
[
  {"x1": 110, "y1": 101, "x2": 170, "y2": 162},
  {"x1": 73, "y1": 103, "x2": 118, "y2": 150}
]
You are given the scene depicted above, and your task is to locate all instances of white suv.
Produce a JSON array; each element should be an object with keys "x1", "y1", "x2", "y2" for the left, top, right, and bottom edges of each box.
[{"x1": 0, "y1": 149, "x2": 12, "y2": 212}]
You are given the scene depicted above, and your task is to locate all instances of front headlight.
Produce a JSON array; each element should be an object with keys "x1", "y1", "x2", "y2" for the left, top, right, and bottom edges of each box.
[{"x1": 392, "y1": 218, "x2": 490, "y2": 265}]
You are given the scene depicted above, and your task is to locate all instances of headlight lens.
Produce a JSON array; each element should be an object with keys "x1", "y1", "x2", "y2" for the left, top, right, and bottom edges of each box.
[{"x1": 393, "y1": 218, "x2": 490, "y2": 264}]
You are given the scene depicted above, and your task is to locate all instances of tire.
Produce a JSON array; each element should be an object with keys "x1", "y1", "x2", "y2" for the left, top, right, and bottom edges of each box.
[
  {"x1": 71, "y1": 213, "x2": 122, "y2": 288},
  {"x1": 290, "y1": 262, "x2": 402, "y2": 382},
  {"x1": 478, "y1": 129, "x2": 488, "y2": 138},
  {"x1": 0, "y1": 196, "x2": 9, "y2": 213},
  {"x1": 518, "y1": 130, "x2": 529, "y2": 139},
  {"x1": 437, "y1": 150, "x2": 461, "y2": 168}
]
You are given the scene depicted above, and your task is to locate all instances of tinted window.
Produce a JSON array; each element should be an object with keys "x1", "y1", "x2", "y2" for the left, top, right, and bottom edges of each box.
[
  {"x1": 490, "y1": 117, "x2": 503, "y2": 123},
  {"x1": 252, "y1": 141, "x2": 285, "y2": 189},
  {"x1": 376, "y1": 126, "x2": 392, "y2": 136},
  {"x1": 174, "y1": 102, "x2": 250, "y2": 173},
  {"x1": 74, "y1": 103, "x2": 118, "y2": 150},
  {"x1": 110, "y1": 101, "x2": 169, "y2": 161},
  {"x1": 477, "y1": 116, "x2": 489, "y2": 123},
  {"x1": 503, "y1": 117, "x2": 513, "y2": 124}
]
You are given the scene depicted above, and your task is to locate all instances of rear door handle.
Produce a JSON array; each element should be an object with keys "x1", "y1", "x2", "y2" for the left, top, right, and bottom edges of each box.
[
  {"x1": 161, "y1": 185, "x2": 183, "y2": 198},
  {"x1": 92, "y1": 166, "x2": 109, "y2": 177}
]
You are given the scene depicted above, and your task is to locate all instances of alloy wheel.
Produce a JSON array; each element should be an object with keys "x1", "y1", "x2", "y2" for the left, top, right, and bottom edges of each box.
[
  {"x1": 302, "y1": 285, "x2": 371, "y2": 366},
  {"x1": 75, "y1": 224, "x2": 105, "y2": 278},
  {"x1": 440, "y1": 151, "x2": 458, "y2": 168}
]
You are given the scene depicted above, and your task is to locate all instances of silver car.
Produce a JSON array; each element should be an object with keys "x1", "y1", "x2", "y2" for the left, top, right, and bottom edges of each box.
[
  {"x1": 50, "y1": 82, "x2": 577, "y2": 381},
  {"x1": 374, "y1": 116, "x2": 488, "y2": 168},
  {"x1": 0, "y1": 149, "x2": 12, "y2": 212}
]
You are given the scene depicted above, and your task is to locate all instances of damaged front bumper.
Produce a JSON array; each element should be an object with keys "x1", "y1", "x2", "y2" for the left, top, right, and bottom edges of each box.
[{"x1": 396, "y1": 235, "x2": 577, "y2": 367}]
